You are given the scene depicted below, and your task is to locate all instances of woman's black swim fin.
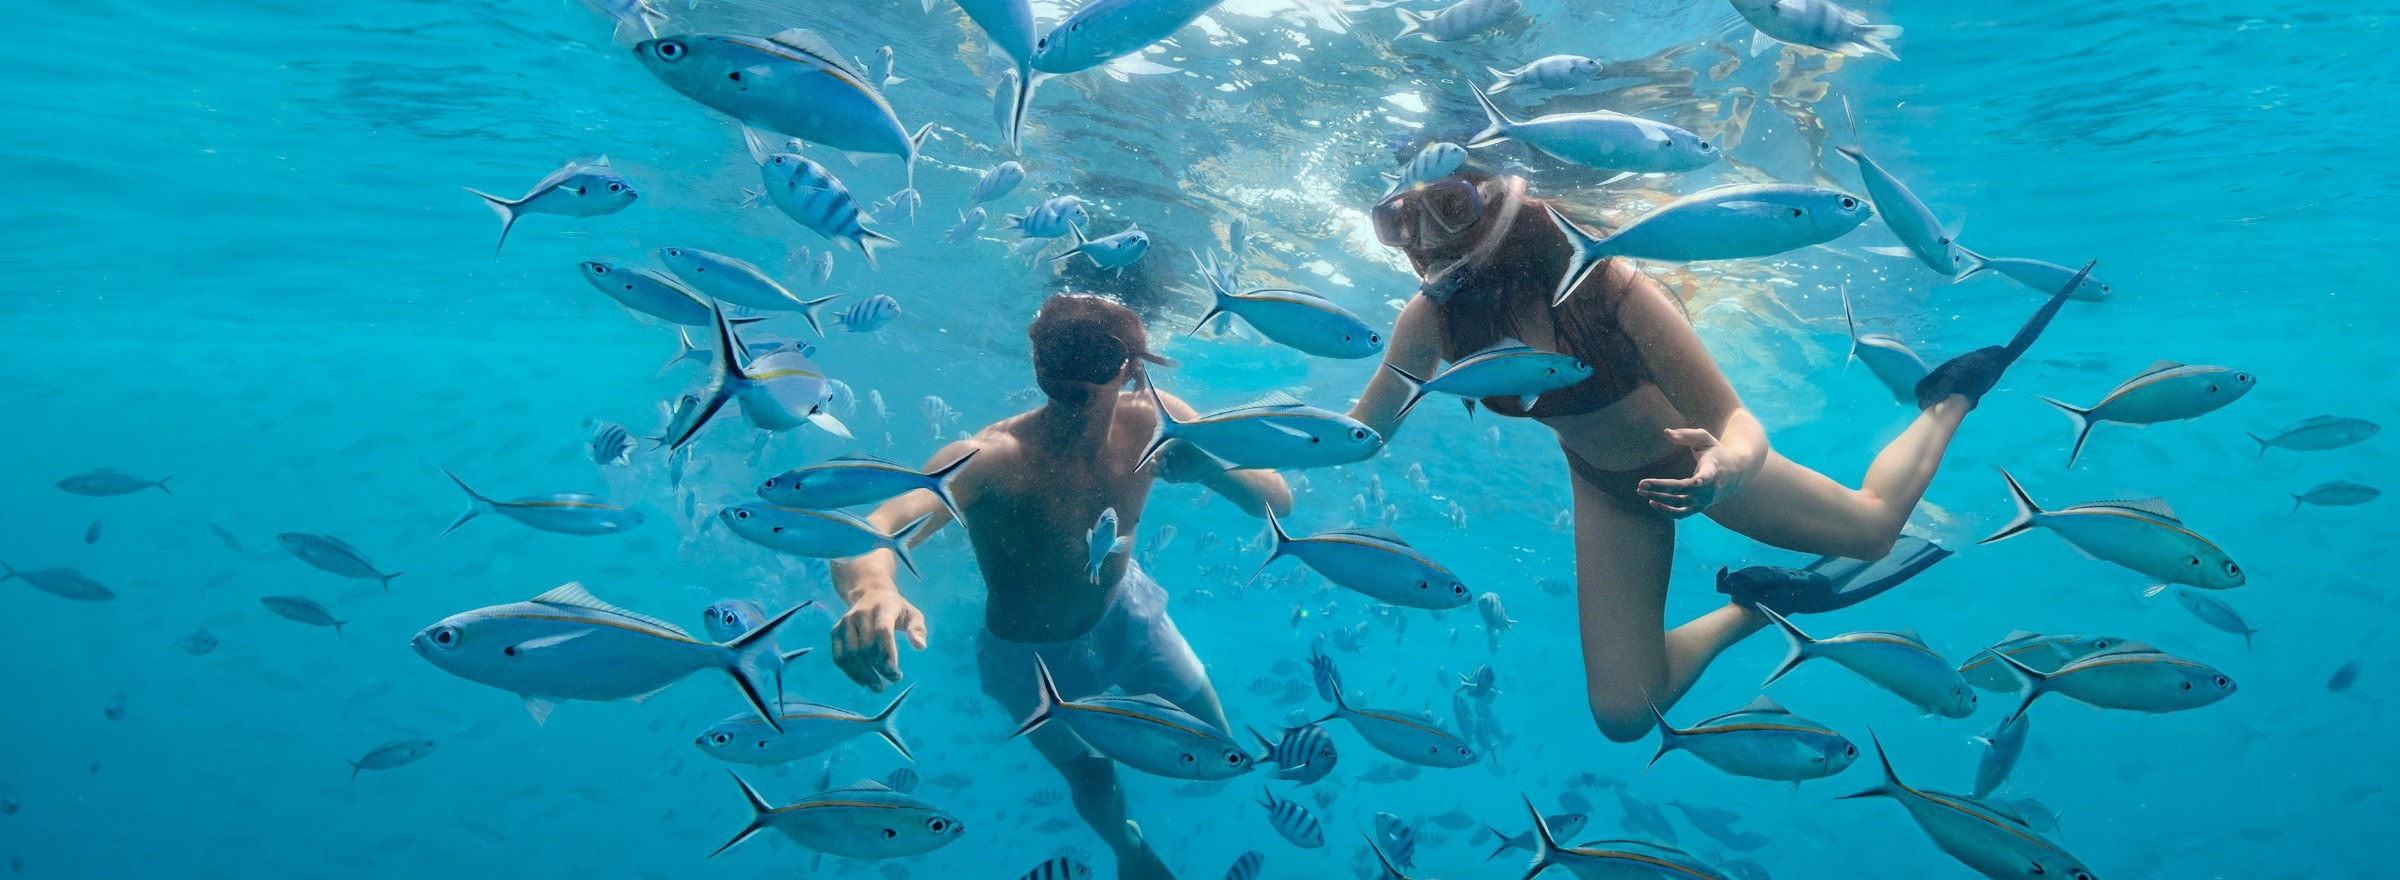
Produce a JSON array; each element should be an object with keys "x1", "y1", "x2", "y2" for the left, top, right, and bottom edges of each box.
[
  {"x1": 1915, "y1": 260, "x2": 2089, "y2": 410},
  {"x1": 1716, "y1": 536, "x2": 1954, "y2": 615}
]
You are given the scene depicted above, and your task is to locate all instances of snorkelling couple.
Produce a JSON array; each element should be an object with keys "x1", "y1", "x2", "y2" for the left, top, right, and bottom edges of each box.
[{"x1": 821, "y1": 168, "x2": 2074, "y2": 878}]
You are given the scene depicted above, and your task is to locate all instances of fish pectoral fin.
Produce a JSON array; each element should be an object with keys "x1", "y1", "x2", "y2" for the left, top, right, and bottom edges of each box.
[
  {"x1": 624, "y1": 683, "x2": 676, "y2": 704},
  {"x1": 522, "y1": 695, "x2": 561, "y2": 725},
  {"x1": 1860, "y1": 245, "x2": 1916, "y2": 258},
  {"x1": 1748, "y1": 29, "x2": 1777, "y2": 57},
  {"x1": 510, "y1": 630, "x2": 591, "y2": 655},
  {"x1": 1265, "y1": 421, "x2": 1315, "y2": 440}
]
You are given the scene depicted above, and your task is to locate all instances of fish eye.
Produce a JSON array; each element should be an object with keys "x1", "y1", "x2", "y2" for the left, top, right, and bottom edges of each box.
[
  {"x1": 654, "y1": 40, "x2": 685, "y2": 61},
  {"x1": 710, "y1": 733, "x2": 730, "y2": 746},
  {"x1": 925, "y1": 818, "x2": 949, "y2": 833},
  {"x1": 1845, "y1": 743, "x2": 1858, "y2": 756},
  {"x1": 430, "y1": 626, "x2": 460, "y2": 647},
  {"x1": 2180, "y1": 681, "x2": 2192, "y2": 690},
  {"x1": 2214, "y1": 675, "x2": 2230, "y2": 687},
  {"x1": 665, "y1": 248, "x2": 682, "y2": 257},
  {"x1": 727, "y1": 70, "x2": 743, "y2": 82},
  {"x1": 1224, "y1": 752, "x2": 1244, "y2": 764},
  {"x1": 1369, "y1": 333, "x2": 1382, "y2": 344},
  {"x1": 2205, "y1": 384, "x2": 2218, "y2": 393},
  {"x1": 882, "y1": 828, "x2": 898, "y2": 839},
  {"x1": 607, "y1": 183, "x2": 623, "y2": 192},
  {"x1": 1180, "y1": 754, "x2": 1195, "y2": 763},
  {"x1": 2236, "y1": 373, "x2": 2251, "y2": 383},
  {"x1": 1839, "y1": 197, "x2": 1857, "y2": 209},
  {"x1": 1698, "y1": 141, "x2": 1711, "y2": 150},
  {"x1": 590, "y1": 264, "x2": 609, "y2": 275},
  {"x1": 2185, "y1": 556, "x2": 2200, "y2": 567},
  {"x1": 2223, "y1": 561, "x2": 2240, "y2": 576},
  {"x1": 1457, "y1": 747, "x2": 1471, "y2": 756},
  {"x1": 1351, "y1": 428, "x2": 1368, "y2": 440}
]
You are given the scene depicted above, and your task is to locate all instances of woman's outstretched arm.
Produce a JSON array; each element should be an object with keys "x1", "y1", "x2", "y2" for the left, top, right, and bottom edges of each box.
[{"x1": 1348, "y1": 294, "x2": 1445, "y2": 442}]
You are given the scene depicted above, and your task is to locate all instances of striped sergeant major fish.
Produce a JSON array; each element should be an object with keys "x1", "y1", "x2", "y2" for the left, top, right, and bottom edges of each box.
[
  {"x1": 739, "y1": 129, "x2": 902, "y2": 271},
  {"x1": 1012, "y1": 857, "x2": 1093, "y2": 880},
  {"x1": 438, "y1": 469, "x2": 644, "y2": 537},
  {"x1": 1248, "y1": 723, "x2": 1339, "y2": 784},
  {"x1": 410, "y1": 583, "x2": 811, "y2": 730},
  {"x1": 833, "y1": 294, "x2": 901, "y2": 332},
  {"x1": 1255, "y1": 788, "x2": 1324, "y2": 849},
  {"x1": 1839, "y1": 733, "x2": 2097, "y2": 880}
]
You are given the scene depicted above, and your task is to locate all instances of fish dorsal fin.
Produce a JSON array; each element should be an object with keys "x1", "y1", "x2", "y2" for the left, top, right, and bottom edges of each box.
[
  {"x1": 768, "y1": 29, "x2": 870, "y2": 81},
  {"x1": 2083, "y1": 497, "x2": 2179, "y2": 521},
  {"x1": 1968, "y1": 795, "x2": 2029, "y2": 826},
  {"x1": 830, "y1": 450, "x2": 899, "y2": 465},
  {"x1": 830, "y1": 779, "x2": 894, "y2": 794},
  {"x1": 2137, "y1": 359, "x2": 2184, "y2": 376},
  {"x1": 1114, "y1": 693, "x2": 1190, "y2": 714},
  {"x1": 1320, "y1": 526, "x2": 1409, "y2": 545},
  {"x1": 531, "y1": 582, "x2": 690, "y2": 636},
  {"x1": 1733, "y1": 695, "x2": 1789, "y2": 715},
  {"x1": 1894, "y1": 628, "x2": 1926, "y2": 643},
  {"x1": 2078, "y1": 645, "x2": 2166, "y2": 662},
  {"x1": 1243, "y1": 391, "x2": 1307, "y2": 410},
  {"x1": 1997, "y1": 629, "x2": 2042, "y2": 644},
  {"x1": 590, "y1": 155, "x2": 611, "y2": 167}
]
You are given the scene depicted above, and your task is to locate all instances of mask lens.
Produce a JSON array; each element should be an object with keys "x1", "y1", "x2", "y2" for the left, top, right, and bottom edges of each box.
[{"x1": 1418, "y1": 179, "x2": 1483, "y2": 239}]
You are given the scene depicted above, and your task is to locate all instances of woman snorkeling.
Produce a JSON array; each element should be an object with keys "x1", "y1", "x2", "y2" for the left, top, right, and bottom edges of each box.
[{"x1": 1348, "y1": 170, "x2": 2077, "y2": 741}]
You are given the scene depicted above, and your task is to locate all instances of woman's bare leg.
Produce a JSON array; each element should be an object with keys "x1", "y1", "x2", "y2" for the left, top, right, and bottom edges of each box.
[
  {"x1": 1574, "y1": 468, "x2": 1764, "y2": 742},
  {"x1": 1708, "y1": 397, "x2": 1971, "y2": 560}
]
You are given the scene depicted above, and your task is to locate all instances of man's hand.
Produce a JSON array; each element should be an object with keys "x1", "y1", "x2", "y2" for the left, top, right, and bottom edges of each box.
[{"x1": 829, "y1": 591, "x2": 928, "y2": 692}]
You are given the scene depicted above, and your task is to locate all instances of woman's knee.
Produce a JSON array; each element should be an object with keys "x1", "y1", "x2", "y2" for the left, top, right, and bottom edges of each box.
[{"x1": 1587, "y1": 692, "x2": 1658, "y2": 743}]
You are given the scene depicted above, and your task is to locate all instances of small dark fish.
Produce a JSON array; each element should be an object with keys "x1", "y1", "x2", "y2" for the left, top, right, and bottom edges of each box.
[
  {"x1": 1557, "y1": 789, "x2": 1594, "y2": 814},
  {"x1": 1012, "y1": 856, "x2": 1092, "y2": 880},
  {"x1": 2249, "y1": 415, "x2": 2379, "y2": 457},
  {"x1": 1, "y1": 563, "x2": 115, "y2": 601},
  {"x1": 103, "y1": 692, "x2": 127, "y2": 721},
  {"x1": 348, "y1": 739, "x2": 437, "y2": 782},
  {"x1": 175, "y1": 629, "x2": 220, "y2": 656},
  {"x1": 261, "y1": 596, "x2": 347, "y2": 635},
  {"x1": 1615, "y1": 790, "x2": 1676, "y2": 842},
  {"x1": 885, "y1": 767, "x2": 920, "y2": 793},
  {"x1": 83, "y1": 520, "x2": 103, "y2": 545},
  {"x1": 1431, "y1": 810, "x2": 1476, "y2": 830},
  {"x1": 1035, "y1": 816, "x2": 1077, "y2": 834},
  {"x1": 1224, "y1": 851, "x2": 1264, "y2": 880},
  {"x1": 1251, "y1": 723, "x2": 1339, "y2": 785},
  {"x1": 591, "y1": 422, "x2": 634, "y2": 466},
  {"x1": 879, "y1": 862, "x2": 910, "y2": 880},
  {"x1": 55, "y1": 468, "x2": 172, "y2": 496},
  {"x1": 206, "y1": 521, "x2": 245, "y2": 552},
  {"x1": 2291, "y1": 480, "x2": 2379, "y2": 511},
  {"x1": 927, "y1": 773, "x2": 974, "y2": 791},
  {"x1": 277, "y1": 533, "x2": 402, "y2": 591},
  {"x1": 2328, "y1": 661, "x2": 2361, "y2": 692},
  {"x1": 1372, "y1": 811, "x2": 1417, "y2": 869},
  {"x1": 1027, "y1": 787, "x2": 1066, "y2": 807},
  {"x1": 1310, "y1": 644, "x2": 1343, "y2": 703},
  {"x1": 202, "y1": 570, "x2": 234, "y2": 591}
]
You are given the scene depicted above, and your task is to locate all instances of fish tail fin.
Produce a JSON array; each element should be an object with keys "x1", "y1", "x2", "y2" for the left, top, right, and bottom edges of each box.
[
  {"x1": 1003, "y1": 63, "x2": 1036, "y2": 153},
  {"x1": 1466, "y1": 84, "x2": 1513, "y2": 148},
  {"x1": 1484, "y1": 66, "x2": 1513, "y2": 92},
  {"x1": 1362, "y1": 831, "x2": 1404, "y2": 879},
  {"x1": 348, "y1": 761, "x2": 362, "y2": 784},
  {"x1": 1394, "y1": 7, "x2": 1428, "y2": 39},
  {"x1": 2037, "y1": 397, "x2": 2095, "y2": 467},
  {"x1": 154, "y1": 476, "x2": 174, "y2": 496},
  {"x1": 1189, "y1": 252, "x2": 1231, "y2": 335},
  {"x1": 858, "y1": 228, "x2": 898, "y2": 271},
  {"x1": 888, "y1": 514, "x2": 933, "y2": 580},
  {"x1": 1645, "y1": 703, "x2": 1680, "y2": 768},
  {"x1": 925, "y1": 447, "x2": 980, "y2": 524},
  {"x1": 1860, "y1": 23, "x2": 1903, "y2": 60},
  {"x1": 1247, "y1": 508, "x2": 1291, "y2": 586},
  {"x1": 1758, "y1": 606, "x2": 1814, "y2": 686},
  {"x1": 1952, "y1": 245, "x2": 1989, "y2": 283},
  {"x1": 1839, "y1": 284, "x2": 1860, "y2": 372},
  {"x1": 377, "y1": 572, "x2": 402, "y2": 594},
  {"x1": 670, "y1": 301, "x2": 744, "y2": 451},
  {"x1": 710, "y1": 772, "x2": 776, "y2": 858},
  {"x1": 723, "y1": 601, "x2": 814, "y2": 732},
  {"x1": 1541, "y1": 202, "x2": 1609, "y2": 306},
  {"x1": 1387, "y1": 364, "x2": 1431, "y2": 421},
  {"x1": 437, "y1": 467, "x2": 493, "y2": 538},
  {"x1": 1135, "y1": 380, "x2": 1182, "y2": 471},
  {"x1": 2247, "y1": 432, "x2": 2269, "y2": 460},
  {"x1": 1484, "y1": 826, "x2": 1517, "y2": 861},
  {"x1": 797, "y1": 294, "x2": 842, "y2": 337},
  {"x1": 0, "y1": 561, "x2": 15, "y2": 581},
  {"x1": 1010, "y1": 656, "x2": 1062, "y2": 738},
  {"x1": 1517, "y1": 794, "x2": 1560, "y2": 880},
  {"x1": 1838, "y1": 729, "x2": 1901, "y2": 800},
  {"x1": 463, "y1": 187, "x2": 520, "y2": 254},
  {"x1": 1248, "y1": 725, "x2": 1274, "y2": 753},
  {"x1": 2290, "y1": 494, "x2": 2306, "y2": 514},
  {"x1": 899, "y1": 122, "x2": 935, "y2": 222},
  {"x1": 870, "y1": 685, "x2": 916, "y2": 760},
  {"x1": 1987, "y1": 649, "x2": 2050, "y2": 721},
  {"x1": 1051, "y1": 220, "x2": 1093, "y2": 264},
  {"x1": 1980, "y1": 468, "x2": 2043, "y2": 544}
]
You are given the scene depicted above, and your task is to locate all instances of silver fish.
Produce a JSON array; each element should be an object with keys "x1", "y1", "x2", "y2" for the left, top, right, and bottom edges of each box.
[
  {"x1": 1484, "y1": 54, "x2": 1600, "y2": 93},
  {"x1": 833, "y1": 294, "x2": 901, "y2": 333},
  {"x1": 1141, "y1": 386, "x2": 1381, "y2": 471},
  {"x1": 579, "y1": 261, "x2": 714, "y2": 327},
  {"x1": 719, "y1": 505, "x2": 931, "y2": 576},
  {"x1": 1013, "y1": 658, "x2": 1252, "y2": 780},
  {"x1": 348, "y1": 739, "x2": 437, "y2": 783},
  {"x1": 1957, "y1": 631, "x2": 2152, "y2": 692},
  {"x1": 1385, "y1": 142, "x2": 1468, "y2": 195},
  {"x1": 1087, "y1": 507, "x2": 1133, "y2": 583},
  {"x1": 1005, "y1": 196, "x2": 1090, "y2": 238},
  {"x1": 1512, "y1": 799, "x2": 1725, "y2": 878},
  {"x1": 634, "y1": 30, "x2": 931, "y2": 214},
  {"x1": 1484, "y1": 812, "x2": 1587, "y2": 860},
  {"x1": 1974, "y1": 256, "x2": 2112, "y2": 302},
  {"x1": 1760, "y1": 607, "x2": 1976, "y2": 718},
  {"x1": 1387, "y1": 336, "x2": 1591, "y2": 417},
  {"x1": 1471, "y1": 85, "x2": 1717, "y2": 179},
  {"x1": 2248, "y1": 415, "x2": 2379, "y2": 457},
  {"x1": 1259, "y1": 512, "x2": 1467, "y2": 609},
  {"x1": 758, "y1": 449, "x2": 978, "y2": 522},
  {"x1": 1971, "y1": 711, "x2": 2029, "y2": 799},
  {"x1": 175, "y1": 629, "x2": 219, "y2": 655},
  {"x1": 1840, "y1": 285, "x2": 1928, "y2": 405},
  {"x1": 875, "y1": 45, "x2": 904, "y2": 87},
  {"x1": 1841, "y1": 734, "x2": 2095, "y2": 880},
  {"x1": 578, "y1": 0, "x2": 667, "y2": 40},
  {"x1": 1192, "y1": 252, "x2": 1382, "y2": 359},
  {"x1": 714, "y1": 776, "x2": 964, "y2": 859},
  {"x1": 463, "y1": 156, "x2": 637, "y2": 253},
  {"x1": 591, "y1": 422, "x2": 634, "y2": 466},
  {"x1": 944, "y1": 207, "x2": 987, "y2": 244},
  {"x1": 1840, "y1": 146, "x2": 1981, "y2": 279},
  {"x1": 55, "y1": 468, "x2": 171, "y2": 496},
  {"x1": 967, "y1": 161, "x2": 1026, "y2": 205},
  {"x1": 1732, "y1": 0, "x2": 1901, "y2": 60},
  {"x1": 2291, "y1": 479, "x2": 2378, "y2": 511},
  {"x1": 1548, "y1": 184, "x2": 1871, "y2": 304},
  {"x1": 1316, "y1": 676, "x2": 1477, "y2": 767},
  {"x1": 1054, "y1": 222, "x2": 1150, "y2": 273},
  {"x1": 1394, "y1": 0, "x2": 1521, "y2": 42},
  {"x1": 2038, "y1": 361, "x2": 2254, "y2": 466},
  {"x1": 411, "y1": 582, "x2": 804, "y2": 728},
  {"x1": 696, "y1": 688, "x2": 914, "y2": 764},
  {"x1": 2, "y1": 563, "x2": 115, "y2": 601},
  {"x1": 438, "y1": 470, "x2": 643, "y2": 537},
  {"x1": 1649, "y1": 695, "x2": 1858, "y2": 782},
  {"x1": 1990, "y1": 645, "x2": 2237, "y2": 719},
  {"x1": 659, "y1": 246, "x2": 842, "y2": 334},
  {"x1": 260, "y1": 595, "x2": 346, "y2": 635},
  {"x1": 277, "y1": 533, "x2": 402, "y2": 591},
  {"x1": 1983, "y1": 469, "x2": 2242, "y2": 594},
  {"x1": 1030, "y1": 0, "x2": 1220, "y2": 73},
  {"x1": 2172, "y1": 588, "x2": 2260, "y2": 649},
  {"x1": 666, "y1": 301, "x2": 853, "y2": 449}
]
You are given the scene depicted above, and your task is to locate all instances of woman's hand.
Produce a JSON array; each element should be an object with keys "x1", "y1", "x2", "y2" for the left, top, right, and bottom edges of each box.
[{"x1": 1636, "y1": 428, "x2": 1761, "y2": 518}]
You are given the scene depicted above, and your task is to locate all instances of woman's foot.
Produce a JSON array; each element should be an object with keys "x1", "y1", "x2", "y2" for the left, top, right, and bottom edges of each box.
[{"x1": 1716, "y1": 537, "x2": 1954, "y2": 614}]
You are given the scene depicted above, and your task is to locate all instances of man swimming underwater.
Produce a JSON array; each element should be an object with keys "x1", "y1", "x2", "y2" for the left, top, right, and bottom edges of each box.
[{"x1": 828, "y1": 293, "x2": 1293, "y2": 880}]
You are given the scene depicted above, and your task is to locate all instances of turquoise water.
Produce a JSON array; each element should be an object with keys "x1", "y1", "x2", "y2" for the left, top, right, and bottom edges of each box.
[{"x1": 3, "y1": 0, "x2": 2393, "y2": 877}]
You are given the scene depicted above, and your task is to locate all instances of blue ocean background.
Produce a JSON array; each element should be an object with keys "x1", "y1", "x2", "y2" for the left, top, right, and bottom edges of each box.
[{"x1": 3, "y1": 0, "x2": 2393, "y2": 877}]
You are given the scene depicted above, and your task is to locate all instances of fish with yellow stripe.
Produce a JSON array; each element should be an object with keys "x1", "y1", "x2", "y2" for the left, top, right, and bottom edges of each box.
[
  {"x1": 437, "y1": 469, "x2": 643, "y2": 537},
  {"x1": 1509, "y1": 795, "x2": 1731, "y2": 880},
  {"x1": 1314, "y1": 653, "x2": 1478, "y2": 768},
  {"x1": 1011, "y1": 657, "x2": 1254, "y2": 780},
  {"x1": 712, "y1": 774, "x2": 963, "y2": 860},
  {"x1": 1839, "y1": 733, "x2": 2097, "y2": 880},
  {"x1": 1981, "y1": 469, "x2": 2243, "y2": 595},
  {"x1": 666, "y1": 298, "x2": 853, "y2": 450},
  {"x1": 1759, "y1": 607, "x2": 1975, "y2": 718},
  {"x1": 1647, "y1": 695, "x2": 1857, "y2": 782},
  {"x1": 2037, "y1": 360, "x2": 2254, "y2": 466},
  {"x1": 1956, "y1": 631, "x2": 2151, "y2": 693},
  {"x1": 410, "y1": 583, "x2": 810, "y2": 729},
  {"x1": 1254, "y1": 511, "x2": 1470, "y2": 610},
  {"x1": 1990, "y1": 644, "x2": 2236, "y2": 720}
]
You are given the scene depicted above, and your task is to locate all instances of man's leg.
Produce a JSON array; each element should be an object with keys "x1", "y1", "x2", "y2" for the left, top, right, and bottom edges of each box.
[{"x1": 976, "y1": 634, "x2": 1175, "y2": 880}]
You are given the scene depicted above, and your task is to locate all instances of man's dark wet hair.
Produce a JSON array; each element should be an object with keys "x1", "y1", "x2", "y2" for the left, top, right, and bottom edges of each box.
[{"x1": 1027, "y1": 293, "x2": 1174, "y2": 406}]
